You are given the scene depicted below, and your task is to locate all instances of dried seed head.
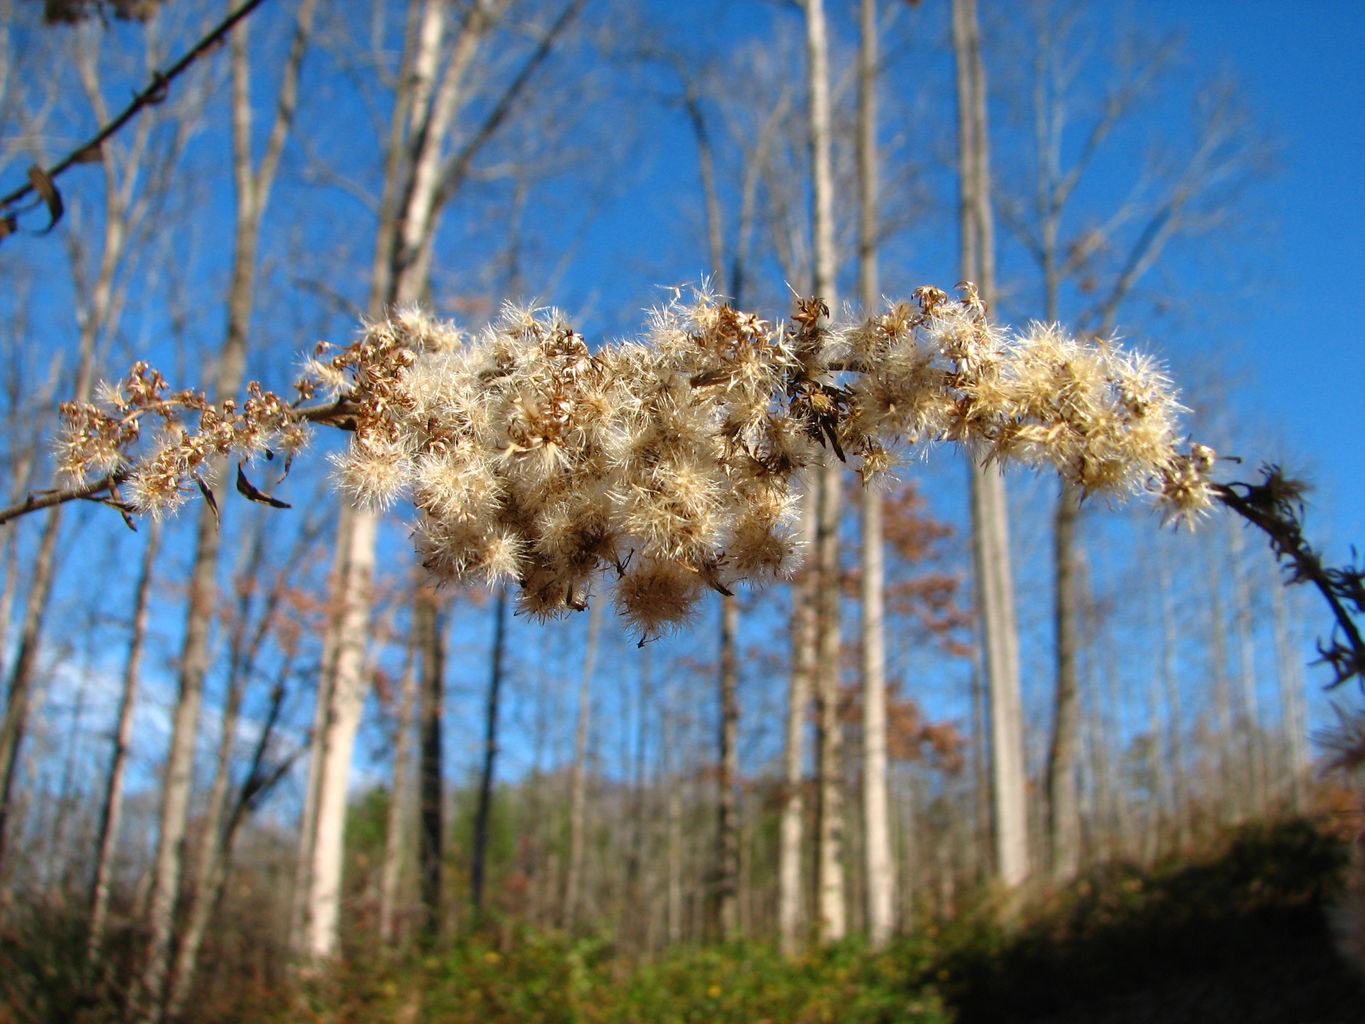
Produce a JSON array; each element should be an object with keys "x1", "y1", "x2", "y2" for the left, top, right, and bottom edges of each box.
[{"x1": 60, "y1": 282, "x2": 1216, "y2": 628}]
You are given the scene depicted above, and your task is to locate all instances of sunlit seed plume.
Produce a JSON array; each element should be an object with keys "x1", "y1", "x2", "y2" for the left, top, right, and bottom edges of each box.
[{"x1": 57, "y1": 283, "x2": 1216, "y2": 628}]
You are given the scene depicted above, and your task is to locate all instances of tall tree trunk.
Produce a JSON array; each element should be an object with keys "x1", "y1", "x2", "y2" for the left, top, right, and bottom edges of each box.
[
  {"x1": 139, "y1": 502, "x2": 221, "y2": 1019},
  {"x1": 562, "y1": 598, "x2": 600, "y2": 928},
  {"x1": 1157, "y1": 547, "x2": 1191, "y2": 845},
  {"x1": 295, "y1": 0, "x2": 447, "y2": 958},
  {"x1": 0, "y1": 500, "x2": 66, "y2": 871},
  {"x1": 299, "y1": 509, "x2": 381, "y2": 963},
  {"x1": 1270, "y1": 570, "x2": 1308, "y2": 811},
  {"x1": 683, "y1": 76, "x2": 742, "y2": 944},
  {"x1": 379, "y1": 635, "x2": 419, "y2": 946},
  {"x1": 0, "y1": 353, "x2": 70, "y2": 876},
  {"x1": 621, "y1": 649, "x2": 652, "y2": 948},
  {"x1": 87, "y1": 521, "x2": 161, "y2": 965},
  {"x1": 471, "y1": 589, "x2": 508, "y2": 921},
  {"x1": 857, "y1": 0, "x2": 895, "y2": 949},
  {"x1": 294, "y1": 0, "x2": 437, "y2": 961},
  {"x1": 0, "y1": 33, "x2": 130, "y2": 868},
  {"x1": 1044, "y1": 487, "x2": 1081, "y2": 880},
  {"x1": 415, "y1": 587, "x2": 445, "y2": 943},
  {"x1": 1227, "y1": 522, "x2": 1267, "y2": 815},
  {"x1": 140, "y1": 5, "x2": 314, "y2": 1013},
  {"x1": 164, "y1": 512, "x2": 297, "y2": 1020},
  {"x1": 803, "y1": 0, "x2": 847, "y2": 945},
  {"x1": 664, "y1": 704, "x2": 684, "y2": 946},
  {"x1": 952, "y1": 0, "x2": 1029, "y2": 890},
  {"x1": 715, "y1": 594, "x2": 740, "y2": 938},
  {"x1": 1206, "y1": 550, "x2": 1238, "y2": 826},
  {"x1": 295, "y1": 0, "x2": 585, "y2": 959},
  {"x1": 780, "y1": 489, "x2": 816, "y2": 954}
]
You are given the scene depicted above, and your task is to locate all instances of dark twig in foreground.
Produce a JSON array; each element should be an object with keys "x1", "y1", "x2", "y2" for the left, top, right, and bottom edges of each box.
[
  {"x1": 1214, "y1": 466, "x2": 1365, "y2": 688},
  {"x1": 0, "y1": 472, "x2": 130, "y2": 526}
]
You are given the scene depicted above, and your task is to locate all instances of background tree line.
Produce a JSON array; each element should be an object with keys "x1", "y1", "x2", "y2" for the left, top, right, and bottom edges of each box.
[{"x1": 0, "y1": 0, "x2": 1352, "y2": 1021}]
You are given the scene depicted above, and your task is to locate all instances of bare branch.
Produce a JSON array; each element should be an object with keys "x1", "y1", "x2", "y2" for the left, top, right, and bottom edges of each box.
[
  {"x1": 432, "y1": 0, "x2": 588, "y2": 212},
  {"x1": 0, "y1": 472, "x2": 129, "y2": 526},
  {"x1": 0, "y1": 0, "x2": 273, "y2": 232}
]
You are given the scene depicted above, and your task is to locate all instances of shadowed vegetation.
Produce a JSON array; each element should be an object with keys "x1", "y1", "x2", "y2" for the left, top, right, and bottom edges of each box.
[{"x1": 6, "y1": 817, "x2": 1343, "y2": 1024}]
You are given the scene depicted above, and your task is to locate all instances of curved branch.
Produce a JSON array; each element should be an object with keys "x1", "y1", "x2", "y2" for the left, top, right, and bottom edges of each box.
[{"x1": 1213, "y1": 470, "x2": 1365, "y2": 688}]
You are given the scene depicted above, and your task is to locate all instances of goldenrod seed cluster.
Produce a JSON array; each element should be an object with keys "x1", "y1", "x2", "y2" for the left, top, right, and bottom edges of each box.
[
  {"x1": 57, "y1": 285, "x2": 1216, "y2": 629},
  {"x1": 57, "y1": 363, "x2": 307, "y2": 518}
]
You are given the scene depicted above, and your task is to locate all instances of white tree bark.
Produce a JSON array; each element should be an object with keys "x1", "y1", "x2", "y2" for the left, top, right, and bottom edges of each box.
[
  {"x1": 952, "y1": 0, "x2": 1030, "y2": 890},
  {"x1": 857, "y1": 0, "x2": 895, "y2": 950},
  {"x1": 378, "y1": 632, "x2": 419, "y2": 946},
  {"x1": 294, "y1": 0, "x2": 457, "y2": 960},
  {"x1": 0, "y1": 24, "x2": 139, "y2": 867},
  {"x1": 779, "y1": 499, "x2": 815, "y2": 955},
  {"x1": 1227, "y1": 521, "x2": 1268, "y2": 815},
  {"x1": 716, "y1": 594, "x2": 740, "y2": 938},
  {"x1": 155, "y1": 9, "x2": 317, "y2": 1013},
  {"x1": 1045, "y1": 488, "x2": 1082, "y2": 879},
  {"x1": 1270, "y1": 569, "x2": 1309, "y2": 811},
  {"x1": 296, "y1": 0, "x2": 587, "y2": 958},
  {"x1": 1156, "y1": 547, "x2": 1191, "y2": 845},
  {"x1": 802, "y1": 0, "x2": 847, "y2": 946},
  {"x1": 562, "y1": 598, "x2": 599, "y2": 927},
  {"x1": 87, "y1": 522, "x2": 161, "y2": 964}
]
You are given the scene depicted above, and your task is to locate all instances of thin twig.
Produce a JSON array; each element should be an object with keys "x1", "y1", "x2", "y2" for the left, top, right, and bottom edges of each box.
[{"x1": 0, "y1": 472, "x2": 129, "y2": 526}]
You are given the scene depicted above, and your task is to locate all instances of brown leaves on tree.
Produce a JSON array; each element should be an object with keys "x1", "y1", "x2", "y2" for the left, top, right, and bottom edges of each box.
[
  {"x1": 25, "y1": 166, "x2": 63, "y2": 234},
  {"x1": 838, "y1": 685, "x2": 967, "y2": 774}
]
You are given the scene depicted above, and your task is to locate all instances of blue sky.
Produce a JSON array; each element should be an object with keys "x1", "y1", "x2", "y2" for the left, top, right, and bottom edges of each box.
[{"x1": 1159, "y1": 0, "x2": 1364, "y2": 553}]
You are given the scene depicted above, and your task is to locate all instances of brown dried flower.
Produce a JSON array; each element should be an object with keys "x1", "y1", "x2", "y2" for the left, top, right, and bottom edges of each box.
[{"x1": 55, "y1": 284, "x2": 1215, "y2": 627}]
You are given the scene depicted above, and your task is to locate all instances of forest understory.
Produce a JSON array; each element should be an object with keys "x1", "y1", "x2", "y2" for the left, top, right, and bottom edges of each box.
[{"x1": 2, "y1": 815, "x2": 1359, "y2": 1024}]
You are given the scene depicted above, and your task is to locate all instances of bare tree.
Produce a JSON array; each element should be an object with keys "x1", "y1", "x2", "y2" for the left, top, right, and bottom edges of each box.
[
  {"x1": 378, "y1": 619, "x2": 419, "y2": 946},
  {"x1": 561, "y1": 598, "x2": 600, "y2": 929},
  {"x1": 1270, "y1": 566, "x2": 1309, "y2": 810},
  {"x1": 138, "y1": 5, "x2": 315, "y2": 1014},
  {"x1": 471, "y1": 589, "x2": 509, "y2": 920},
  {"x1": 165, "y1": 509, "x2": 324, "y2": 1021},
  {"x1": 294, "y1": 0, "x2": 586, "y2": 960},
  {"x1": 992, "y1": 2, "x2": 1269, "y2": 876},
  {"x1": 952, "y1": 0, "x2": 1030, "y2": 891},
  {"x1": 415, "y1": 586, "x2": 445, "y2": 941},
  {"x1": 86, "y1": 521, "x2": 161, "y2": 964},
  {"x1": 0, "y1": 18, "x2": 169, "y2": 872},
  {"x1": 801, "y1": 0, "x2": 847, "y2": 945},
  {"x1": 715, "y1": 593, "x2": 740, "y2": 937},
  {"x1": 856, "y1": 0, "x2": 895, "y2": 949}
]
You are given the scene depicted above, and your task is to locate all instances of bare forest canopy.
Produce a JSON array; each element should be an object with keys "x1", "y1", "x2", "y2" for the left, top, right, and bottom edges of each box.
[
  {"x1": 0, "y1": 0, "x2": 267, "y2": 240},
  {"x1": 0, "y1": 0, "x2": 1357, "y2": 682}
]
